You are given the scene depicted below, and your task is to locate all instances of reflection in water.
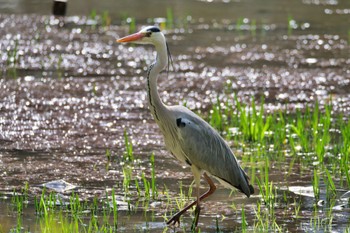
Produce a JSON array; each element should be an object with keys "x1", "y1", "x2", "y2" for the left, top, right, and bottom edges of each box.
[{"x1": 0, "y1": 0, "x2": 350, "y2": 232}]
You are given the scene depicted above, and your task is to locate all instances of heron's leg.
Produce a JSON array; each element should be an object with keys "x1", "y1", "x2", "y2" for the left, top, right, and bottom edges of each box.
[
  {"x1": 167, "y1": 172, "x2": 216, "y2": 227},
  {"x1": 192, "y1": 176, "x2": 202, "y2": 229}
]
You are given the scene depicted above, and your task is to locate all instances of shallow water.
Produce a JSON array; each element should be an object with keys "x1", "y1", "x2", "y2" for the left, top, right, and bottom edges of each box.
[{"x1": 1, "y1": 0, "x2": 350, "y2": 232}]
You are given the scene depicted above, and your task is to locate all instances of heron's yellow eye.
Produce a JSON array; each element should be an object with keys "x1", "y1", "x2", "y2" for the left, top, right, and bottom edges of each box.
[{"x1": 145, "y1": 31, "x2": 152, "y2": 37}]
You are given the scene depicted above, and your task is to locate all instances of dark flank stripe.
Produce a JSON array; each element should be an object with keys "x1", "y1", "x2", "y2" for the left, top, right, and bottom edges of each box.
[{"x1": 147, "y1": 64, "x2": 160, "y2": 121}]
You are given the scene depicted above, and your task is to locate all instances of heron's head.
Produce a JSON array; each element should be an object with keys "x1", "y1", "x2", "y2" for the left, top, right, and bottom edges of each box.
[{"x1": 117, "y1": 26, "x2": 165, "y2": 46}]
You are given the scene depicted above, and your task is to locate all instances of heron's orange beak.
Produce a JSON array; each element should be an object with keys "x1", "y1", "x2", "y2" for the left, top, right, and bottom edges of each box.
[{"x1": 117, "y1": 32, "x2": 144, "y2": 43}]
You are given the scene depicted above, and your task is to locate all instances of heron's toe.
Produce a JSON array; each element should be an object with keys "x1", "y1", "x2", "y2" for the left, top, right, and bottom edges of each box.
[{"x1": 166, "y1": 216, "x2": 181, "y2": 227}]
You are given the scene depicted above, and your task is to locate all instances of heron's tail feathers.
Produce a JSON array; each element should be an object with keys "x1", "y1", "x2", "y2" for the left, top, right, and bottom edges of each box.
[
  {"x1": 249, "y1": 184, "x2": 255, "y2": 195},
  {"x1": 234, "y1": 182, "x2": 254, "y2": 197},
  {"x1": 239, "y1": 168, "x2": 254, "y2": 197}
]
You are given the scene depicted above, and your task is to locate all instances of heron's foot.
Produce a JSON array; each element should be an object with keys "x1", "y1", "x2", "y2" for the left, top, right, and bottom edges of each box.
[
  {"x1": 166, "y1": 212, "x2": 183, "y2": 227},
  {"x1": 191, "y1": 205, "x2": 201, "y2": 231}
]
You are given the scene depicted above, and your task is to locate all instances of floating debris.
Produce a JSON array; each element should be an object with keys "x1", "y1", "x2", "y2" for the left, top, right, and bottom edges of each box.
[
  {"x1": 288, "y1": 186, "x2": 315, "y2": 198},
  {"x1": 42, "y1": 179, "x2": 76, "y2": 193}
]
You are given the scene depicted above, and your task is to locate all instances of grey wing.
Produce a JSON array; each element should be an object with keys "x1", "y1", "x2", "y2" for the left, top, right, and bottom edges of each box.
[{"x1": 176, "y1": 115, "x2": 254, "y2": 197}]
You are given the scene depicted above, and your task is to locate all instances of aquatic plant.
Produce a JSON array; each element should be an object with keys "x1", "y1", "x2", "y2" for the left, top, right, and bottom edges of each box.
[
  {"x1": 105, "y1": 148, "x2": 111, "y2": 170},
  {"x1": 69, "y1": 191, "x2": 83, "y2": 217},
  {"x1": 4, "y1": 37, "x2": 20, "y2": 78},
  {"x1": 253, "y1": 201, "x2": 283, "y2": 232},
  {"x1": 312, "y1": 168, "x2": 320, "y2": 200},
  {"x1": 122, "y1": 164, "x2": 132, "y2": 196},
  {"x1": 120, "y1": 13, "x2": 137, "y2": 34},
  {"x1": 324, "y1": 167, "x2": 336, "y2": 200},
  {"x1": 287, "y1": 15, "x2": 297, "y2": 35},
  {"x1": 241, "y1": 205, "x2": 247, "y2": 232},
  {"x1": 141, "y1": 171, "x2": 150, "y2": 198},
  {"x1": 209, "y1": 97, "x2": 225, "y2": 132},
  {"x1": 34, "y1": 187, "x2": 48, "y2": 217},
  {"x1": 150, "y1": 152, "x2": 158, "y2": 199},
  {"x1": 102, "y1": 10, "x2": 111, "y2": 28},
  {"x1": 207, "y1": 95, "x2": 349, "y2": 231},
  {"x1": 236, "y1": 17, "x2": 244, "y2": 34},
  {"x1": 89, "y1": 9, "x2": 97, "y2": 22},
  {"x1": 250, "y1": 19, "x2": 257, "y2": 37},
  {"x1": 11, "y1": 191, "x2": 24, "y2": 214},
  {"x1": 123, "y1": 129, "x2": 134, "y2": 162},
  {"x1": 166, "y1": 7, "x2": 174, "y2": 29},
  {"x1": 257, "y1": 157, "x2": 275, "y2": 210},
  {"x1": 111, "y1": 188, "x2": 118, "y2": 229},
  {"x1": 6, "y1": 38, "x2": 19, "y2": 67}
]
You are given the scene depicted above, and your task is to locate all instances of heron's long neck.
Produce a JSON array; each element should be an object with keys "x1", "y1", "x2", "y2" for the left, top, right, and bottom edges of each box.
[{"x1": 147, "y1": 42, "x2": 168, "y2": 121}]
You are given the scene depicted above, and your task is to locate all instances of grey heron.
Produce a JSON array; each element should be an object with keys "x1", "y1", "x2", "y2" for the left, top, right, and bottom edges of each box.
[{"x1": 117, "y1": 26, "x2": 254, "y2": 228}]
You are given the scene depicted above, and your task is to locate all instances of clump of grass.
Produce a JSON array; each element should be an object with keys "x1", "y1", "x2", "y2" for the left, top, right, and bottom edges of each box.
[
  {"x1": 11, "y1": 182, "x2": 29, "y2": 214},
  {"x1": 209, "y1": 97, "x2": 225, "y2": 132},
  {"x1": 5, "y1": 36, "x2": 20, "y2": 78},
  {"x1": 102, "y1": 10, "x2": 111, "y2": 28},
  {"x1": 257, "y1": 157, "x2": 276, "y2": 210},
  {"x1": 324, "y1": 167, "x2": 336, "y2": 200},
  {"x1": 150, "y1": 153, "x2": 158, "y2": 199},
  {"x1": 102, "y1": 188, "x2": 119, "y2": 230},
  {"x1": 233, "y1": 17, "x2": 257, "y2": 36},
  {"x1": 123, "y1": 129, "x2": 134, "y2": 162},
  {"x1": 88, "y1": 9, "x2": 98, "y2": 29},
  {"x1": 174, "y1": 181, "x2": 189, "y2": 212},
  {"x1": 69, "y1": 191, "x2": 83, "y2": 218},
  {"x1": 120, "y1": 13, "x2": 137, "y2": 34},
  {"x1": 166, "y1": 7, "x2": 174, "y2": 29},
  {"x1": 11, "y1": 190, "x2": 24, "y2": 214},
  {"x1": 210, "y1": 95, "x2": 272, "y2": 143},
  {"x1": 208, "y1": 94, "x2": 349, "y2": 216},
  {"x1": 236, "y1": 17, "x2": 244, "y2": 33},
  {"x1": 141, "y1": 171, "x2": 151, "y2": 198},
  {"x1": 6, "y1": 37, "x2": 19, "y2": 67},
  {"x1": 88, "y1": 9, "x2": 111, "y2": 29},
  {"x1": 253, "y1": 201, "x2": 283, "y2": 232},
  {"x1": 241, "y1": 205, "x2": 247, "y2": 232},
  {"x1": 312, "y1": 168, "x2": 320, "y2": 201},
  {"x1": 122, "y1": 165, "x2": 133, "y2": 197}
]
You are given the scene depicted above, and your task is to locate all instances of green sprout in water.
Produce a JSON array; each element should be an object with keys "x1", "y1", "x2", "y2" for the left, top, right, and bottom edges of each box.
[
  {"x1": 312, "y1": 168, "x2": 320, "y2": 201},
  {"x1": 287, "y1": 15, "x2": 297, "y2": 36},
  {"x1": 102, "y1": 10, "x2": 111, "y2": 28},
  {"x1": 241, "y1": 204, "x2": 247, "y2": 232},
  {"x1": 150, "y1": 153, "x2": 158, "y2": 199},
  {"x1": 166, "y1": 8, "x2": 174, "y2": 29},
  {"x1": 123, "y1": 129, "x2": 134, "y2": 162}
]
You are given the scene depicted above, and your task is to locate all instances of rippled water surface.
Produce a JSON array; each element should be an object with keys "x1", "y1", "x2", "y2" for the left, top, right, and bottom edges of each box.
[{"x1": 0, "y1": 0, "x2": 350, "y2": 232}]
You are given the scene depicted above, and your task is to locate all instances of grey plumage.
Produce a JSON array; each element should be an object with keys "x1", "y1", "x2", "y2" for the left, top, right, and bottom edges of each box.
[
  {"x1": 117, "y1": 25, "x2": 254, "y2": 228},
  {"x1": 161, "y1": 105, "x2": 253, "y2": 197}
]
